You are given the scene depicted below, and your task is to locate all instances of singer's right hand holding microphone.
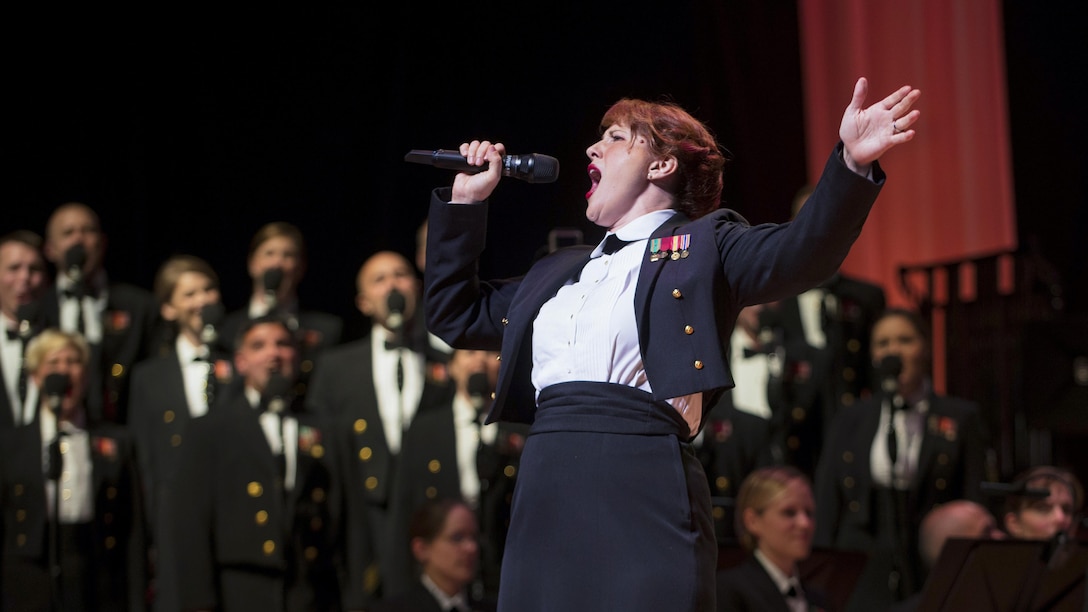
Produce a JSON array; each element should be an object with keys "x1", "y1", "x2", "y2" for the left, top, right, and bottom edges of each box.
[{"x1": 452, "y1": 140, "x2": 506, "y2": 204}]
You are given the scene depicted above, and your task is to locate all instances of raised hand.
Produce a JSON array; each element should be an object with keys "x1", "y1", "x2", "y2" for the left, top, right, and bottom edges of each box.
[{"x1": 839, "y1": 77, "x2": 922, "y2": 173}]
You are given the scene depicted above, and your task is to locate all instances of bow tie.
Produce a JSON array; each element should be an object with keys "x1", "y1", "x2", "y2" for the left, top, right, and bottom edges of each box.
[
  {"x1": 742, "y1": 345, "x2": 775, "y2": 358},
  {"x1": 385, "y1": 331, "x2": 420, "y2": 352},
  {"x1": 601, "y1": 234, "x2": 634, "y2": 255},
  {"x1": 385, "y1": 338, "x2": 415, "y2": 351},
  {"x1": 4, "y1": 328, "x2": 18, "y2": 342},
  {"x1": 63, "y1": 288, "x2": 99, "y2": 301}
]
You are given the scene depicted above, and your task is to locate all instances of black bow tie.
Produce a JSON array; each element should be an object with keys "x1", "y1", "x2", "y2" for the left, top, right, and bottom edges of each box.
[
  {"x1": 4, "y1": 328, "x2": 18, "y2": 342},
  {"x1": 63, "y1": 288, "x2": 99, "y2": 301},
  {"x1": 742, "y1": 345, "x2": 775, "y2": 358},
  {"x1": 601, "y1": 234, "x2": 634, "y2": 255},
  {"x1": 385, "y1": 333, "x2": 419, "y2": 352}
]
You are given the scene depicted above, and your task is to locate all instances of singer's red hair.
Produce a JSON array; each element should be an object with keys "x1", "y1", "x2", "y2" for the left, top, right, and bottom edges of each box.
[{"x1": 601, "y1": 98, "x2": 730, "y2": 220}]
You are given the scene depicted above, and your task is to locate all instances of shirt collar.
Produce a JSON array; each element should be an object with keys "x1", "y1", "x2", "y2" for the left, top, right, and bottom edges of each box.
[
  {"x1": 248, "y1": 295, "x2": 299, "y2": 319},
  {"x1": 420, "y1": 573, "x2": 468, "y2": 611},
  {"x1": 176, "y1": 336, "x2": 210, "y2": 363},
  {"x1": 57, "y1": 269, "x2": 107, "y2": 297},
  {"x1": 754, "y1": 548, "x2": 800, "y2": 595},
  {"x1": 593, "y1": 209, "x2": 675, "y2": 256}
]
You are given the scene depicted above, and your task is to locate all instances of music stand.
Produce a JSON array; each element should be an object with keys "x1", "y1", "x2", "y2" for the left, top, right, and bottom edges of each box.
[
  {"x1": 917, "y1": 537, "x2": 1087, "y2": 611},
  {"x1": 800, "y1": 547, "x2": 869, "y2": 612}
]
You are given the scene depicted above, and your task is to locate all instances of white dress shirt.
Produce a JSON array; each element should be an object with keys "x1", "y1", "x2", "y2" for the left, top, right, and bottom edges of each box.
[
  {"x1": 39, "y1": 409, "x2": 95, "y2": 523},
  {"x1": 176, "y1": 337, "x2": 213, "y2": 418},
  {"x1": 56, "y1": 273, "x2": 106, "y2": 344},
  {"x1": 245, "y1": 386, "x2": 298, "y2": 491},
  {"x1": 370, "y1": 326, "x2": 424, "y2": 454},
  {"x1": 1, "y1": 318, "x2": 24, "y2": 418},
  {"x1": 532, "y1": 210, "x2": 703, "y2": 436},
  {"x1": 754, "y1": 549, "x2": 807, "y2": 612},
  {"x1": 871, "y1": 392, "x2": 929, "y2": 490},
  {"x1": 728, "y1": 326, "x2": 773, "y2": 420}
]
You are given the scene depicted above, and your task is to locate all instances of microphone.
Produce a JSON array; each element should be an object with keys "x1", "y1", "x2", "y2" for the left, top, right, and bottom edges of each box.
[
  {"x1": 43, "y1": 372, "x2": 71, "y2": 413},
  {"x1": 262, "y1": 267, "x2": 284, "y2": 310},
  {"x1": 876, "y1": 354, "x2": 904, "y2": 409},
  {"x1": 386, "y1": 289, "x2": 406, "y2": 332},
  {"x1": 64, "y1": 243, "x2": 87, "y2": 288},
  {"x1": 404, "y1": 149, "x2": 560, "y2": 184},
  {"x1": 264, "y1": 371, "x2": 293, "y2": 415},
  {"x1": 200, "y1": 302, "x2": 225, "y2": 345},
  {"x1": 47, "y1": 431, "x2": 65, "y2": 481},
  {"x1": 16, "y1": 300, "x2": 41, "y2": 340},
  {"x1": 467, "y1": 372, "x2": 490, "y2": 414}
]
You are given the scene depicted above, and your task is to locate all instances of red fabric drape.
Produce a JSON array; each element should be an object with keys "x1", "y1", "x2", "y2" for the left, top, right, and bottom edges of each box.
[{"x1": 798, "y1": 0, "x2": 1017, "y2": 390}]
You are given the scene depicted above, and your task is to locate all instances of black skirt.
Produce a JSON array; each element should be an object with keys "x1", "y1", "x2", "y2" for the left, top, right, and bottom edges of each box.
[{"x1": 497, "y1": 381, "x2": 716, "y2": 612}]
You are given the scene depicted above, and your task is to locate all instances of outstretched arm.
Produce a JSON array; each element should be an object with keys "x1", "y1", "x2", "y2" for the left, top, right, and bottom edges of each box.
[{"x1": 840, "y1": 77, "x2": 922, "y2": 175}]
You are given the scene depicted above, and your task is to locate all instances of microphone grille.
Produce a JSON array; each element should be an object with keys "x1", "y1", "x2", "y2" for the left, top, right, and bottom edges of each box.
[{"x1": 525, "y1": 154, "x2": 560, "y2": 184}]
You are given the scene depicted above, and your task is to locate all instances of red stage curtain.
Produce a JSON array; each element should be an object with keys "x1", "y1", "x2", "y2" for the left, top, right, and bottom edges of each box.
[{"x1": 798, "y1": 0, "x2": 1017, "y2": 390}]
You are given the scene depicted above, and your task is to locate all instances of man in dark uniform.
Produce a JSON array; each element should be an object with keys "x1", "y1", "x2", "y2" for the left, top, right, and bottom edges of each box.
[
  {"x1": 172, "y1": 315, "x2": 345, "y2": 611},
  {"x1": 0, "y1": 229, "x2": 49, "y2": 429},
  {"x1": 392, "y1": 348, "x2": 526, "y2": 600},
  {"x1": 307, "y1": 250, "x2": 452, "y2": 608},
  {"x1": 755, "y1": 186, "x2": 887, "y2": 478},
  {"x1": 40, "y1": 201, "x2": 159, "y2": 425}
]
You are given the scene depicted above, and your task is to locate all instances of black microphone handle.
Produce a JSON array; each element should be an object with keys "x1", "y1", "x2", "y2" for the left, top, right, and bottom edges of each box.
[
  {"x1": 64, "y1": 243, "x2": 88, "y2": 284},
  {"x1": 386, "y1": 289, "x2": 407, "y2": 332},
  {"x1": 404, "y1": 149, "x2": 560, "y2": 184},
  {"x1": 47, "y1": 436, "x2": 64, "y2": 481},
  {"x1": 43, "y1": 373, "x2": 70, "y2": 412}
]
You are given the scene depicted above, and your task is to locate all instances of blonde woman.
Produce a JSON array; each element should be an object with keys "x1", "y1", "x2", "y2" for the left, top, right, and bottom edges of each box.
[
  {"x1": 717, "y1": 466, "x2": 828, "y2": 611},
  {"x1": 0, "y1": 328, "x2": 146, "y2": 610}
]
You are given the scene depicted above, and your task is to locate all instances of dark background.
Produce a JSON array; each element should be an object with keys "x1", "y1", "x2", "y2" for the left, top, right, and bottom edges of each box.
[
  {"x1": 8, "y1": 3, "x2": 1084, "y2": 322},
  {"x1": 7, "y1": 3, "x2": 1086, "y2": 466}
]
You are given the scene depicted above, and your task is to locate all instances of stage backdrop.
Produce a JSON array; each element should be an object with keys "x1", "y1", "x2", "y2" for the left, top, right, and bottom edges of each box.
[{"x1": 799, "y1": 0, "x2": 1017, "y2": 391}]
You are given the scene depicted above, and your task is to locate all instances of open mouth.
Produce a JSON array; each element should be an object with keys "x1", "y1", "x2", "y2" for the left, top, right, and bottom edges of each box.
[{"x1": 586, "y1": 164, "x2": 601, "y2": 199}]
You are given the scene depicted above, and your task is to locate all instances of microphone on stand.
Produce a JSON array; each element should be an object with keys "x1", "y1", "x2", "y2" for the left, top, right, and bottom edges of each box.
[
  {"x1": 263, "y1": 370, "x2": 293, "y2": 488},
  {"x1": 200, "y1": 302, "x2": 226, "y2": 345},
  {"x1": 877, "y1": 354, "x2": 904, "y2": 468},
  {"x1": 262, "y1": 267, "x2": 284, "y2": 312},
  {"x1": 404, "y1": 149, "x2": 560, "y2": 184},
  {"x1": 877, "y1": 354, "x2": 904, "y2": 410},
  {"x1": 64, "y1": 244, "x2": 88, "y2": 294},
  {"x1": 386, "y1": 289, "x2": 406, "y2": 335},
  {"x1": 43, "y1": 372, "x2": 70, "y2": 414},
  {"x1": 386, "y1": 289, "x2": 408, "y2": 394},
  {"x1": 264, "y1": 371, "x2": 293, "y2": 415},
  {"x1": 16, "y1": 300, "x2": 41, "y2": 340}
]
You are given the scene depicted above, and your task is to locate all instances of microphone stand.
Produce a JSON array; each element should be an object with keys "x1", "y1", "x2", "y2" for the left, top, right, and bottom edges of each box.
[
  {"x1": 756, "y1": 309, "x2": 789, "y2": 465},
  {"x1": 47, "y1": 430, "x2": 64, "y2": 612},
  {"x1": 884, "y1": 388, "x2": 915, "y2": 600},
  {"x1": 386, "y1": 290, "x2": 407, "y2": 443}
]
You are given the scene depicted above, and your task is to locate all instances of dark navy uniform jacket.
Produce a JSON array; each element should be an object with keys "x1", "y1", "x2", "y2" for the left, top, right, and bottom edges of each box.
[{"x1": 425, "y1": 144, "x2": 884, "y2": 439}]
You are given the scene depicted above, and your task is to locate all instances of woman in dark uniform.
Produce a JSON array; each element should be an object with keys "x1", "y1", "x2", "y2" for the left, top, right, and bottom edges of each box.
[{"x1": 423, "y1": 78, "x2": 921, "y2": 611}]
